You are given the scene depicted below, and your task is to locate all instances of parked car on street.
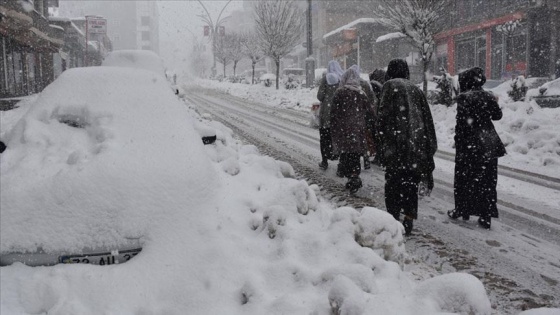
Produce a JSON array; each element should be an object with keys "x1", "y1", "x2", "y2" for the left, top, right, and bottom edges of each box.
[
  {"x1": 282, "y1": 68, "x2": 305, "y2": 89},
  {"x1": 527, "y1": 77, "x2": 560, "y2": 108},
  {"x1": 0, "y1": 64, "x2": 214, "y2": 266}
]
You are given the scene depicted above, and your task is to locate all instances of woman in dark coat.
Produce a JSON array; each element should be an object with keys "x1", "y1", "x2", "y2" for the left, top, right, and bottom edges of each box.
[
  {"x1": 317, "y1": 60, "x2": 344, "y2": 170},
  {"x1": 378, "y1": 59, "x2": 437, "y2": 235},
  {"x1": 349, "y1": 65, "x2": 376, "y2": 170},
  {"x1": 331, "y1": 66, "x2": 375, "y2": 193},
  {"x1": 369, "y1": 69, "x2": 386, "y2": 165},
  {"x1": 448, "y1": 67, "x2": 506, "y2": 229}
]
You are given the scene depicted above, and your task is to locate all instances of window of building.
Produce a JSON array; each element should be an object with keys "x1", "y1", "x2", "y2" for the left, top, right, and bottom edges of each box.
[
  {"x1": 456, "y1": 39, "x2": 476, "y2": 72},
  {"x1": 141, "y1": 16, "x2": 150, "y2": 26},
  {"x1": 142, "y1": 46, "x2": 151, "y2": 51},
  {"x1": 0, "y1": 36, "x2": 6, "y2": 96},
  {"x1": 142, "y1": 31, "x2": 150, "y2": 41}
]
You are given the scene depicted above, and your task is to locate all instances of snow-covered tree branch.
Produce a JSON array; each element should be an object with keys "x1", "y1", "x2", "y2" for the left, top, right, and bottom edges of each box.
[
  {"x1": 226, "y1": 32, "x2": 245, "y2": 77},
  {"x1": 254, "y1": 0, "x2": 304, "y2": 89},
  {"x1": 240, "y1": 32, "x2": 264, "y2": 84},
  {"x1": 373, "y1": 0, "x2": 445, "y2": 95},
  {"x1": 213, "y1": 33, "x2": 233, "y2": 77}
]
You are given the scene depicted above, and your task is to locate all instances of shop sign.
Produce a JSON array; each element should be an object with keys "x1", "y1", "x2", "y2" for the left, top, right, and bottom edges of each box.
[{"x1": 87, "y1": 18, "x2": 107, "y2": 34}]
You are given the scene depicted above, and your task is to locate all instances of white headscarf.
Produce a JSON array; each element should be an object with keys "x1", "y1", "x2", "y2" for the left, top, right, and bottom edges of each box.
[
  {"x1": 340, "y1": 65, "x2": 362, "y2": 91},
  {"x1": 326, "y1": 60, "x2": 344, "y2": 85}
]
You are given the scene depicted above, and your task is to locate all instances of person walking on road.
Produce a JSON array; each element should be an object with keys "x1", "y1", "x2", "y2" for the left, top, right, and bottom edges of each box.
[
  {"x1": 369, "y1": 69, "x2": 386, "y2": 165},
  {"x1": 448, "y1": 67, "x2": 506, "y2": 229},
  {"x1": 317, "y1": 60, "x2": 344, "y2": 170},
  {"x1": 378, "y1": 59, "x2": 437, "y2": 235},
  {"x1": 331, "y1": 66, "x2": 375, "y2": 193},
  {"x1": 349, "y1": 65, "x2": 376, "y2": 170}
]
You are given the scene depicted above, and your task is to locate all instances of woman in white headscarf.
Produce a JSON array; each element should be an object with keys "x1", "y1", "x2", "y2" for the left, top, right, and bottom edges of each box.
[
  {"x1": 330, "y1": 66, "x2": 375, "y2": 193},
  {"x1": 316, "y1": 60, "x2": 344, "y2": 170}
]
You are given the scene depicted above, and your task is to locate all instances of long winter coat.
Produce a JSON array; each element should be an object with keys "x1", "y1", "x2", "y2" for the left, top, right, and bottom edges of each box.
[
  {"x1": 378, "y1": 78, "x2": 437, "y2": 175},
  {"x1": 454, "y1": 67, "x2": 505, "y2": 218},
  {"x1": 317, "y1": 75, "x2": 338, "y2": 128},
  {"x1": 330, "y1": 86, "x2": 374, "y2": 154},
  {"x1": 455, "y1": 90, "x2": 506, "y2": 160}
]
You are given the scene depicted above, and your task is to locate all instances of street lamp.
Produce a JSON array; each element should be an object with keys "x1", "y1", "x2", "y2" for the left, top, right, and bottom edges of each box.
[
  {"x1": 305, "y1": 0, "x2": 315, "y2": 88},
  {"x1": 197, "y1": 0, "x2": 233, "y2": 77}
]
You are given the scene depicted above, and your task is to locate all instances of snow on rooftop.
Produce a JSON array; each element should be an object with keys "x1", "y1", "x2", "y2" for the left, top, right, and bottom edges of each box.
[
  {"x1": 376, "y1": 32, "x2": 407, "y2": 43},
  {"x1": 323, "y1": 18, "x2": 381, "y2": 40}
]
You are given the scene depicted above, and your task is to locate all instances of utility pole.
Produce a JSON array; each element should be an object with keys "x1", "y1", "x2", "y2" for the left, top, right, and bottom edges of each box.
[
  {"x1": 197, "y1": 0, "x2": 232, "y2": 77},
  {"x1": 305, "y1": 0, "x2": 315, "y2": 88}
]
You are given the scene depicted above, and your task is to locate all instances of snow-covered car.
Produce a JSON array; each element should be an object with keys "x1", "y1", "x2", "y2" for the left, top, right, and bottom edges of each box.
[
  {"x1": 102, "y1": 50, "x2": 166, "y2": 77},
  {"x1": 0, "y1": 66, "x2": 214, "y2": 266},
  {"x1": 102, "y1": 50, "x2": 180, "y2": 94},
  {"x1": 260, "y1": 73, "x2": 277, "y2": 87},
  {"x1": 527, "y1": 77, "x2": 560, "y2": 108},
  {"x1": 282, "y1": 68, "x2": 305, "y2": 89}
]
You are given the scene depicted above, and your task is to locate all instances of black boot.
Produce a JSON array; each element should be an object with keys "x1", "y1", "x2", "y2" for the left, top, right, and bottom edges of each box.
[
  {"x1": 347, "y1": 177, "x2": 362, "y2": 194},
  {"x1": 448, "y1": 209, "x2": 469, "y2": 221},
  {"x1": 363, "y1": 157, "x2": 371, "y2": 170},
  {"x1": 318, "y1": 160, "x2": 328, "y2": 170},
  {"x1": 403, "y1": 217, "x2": 413, "y2": 236},
  {"x1": 478, "y1": 217, "x2": 491, "y2": 229}
]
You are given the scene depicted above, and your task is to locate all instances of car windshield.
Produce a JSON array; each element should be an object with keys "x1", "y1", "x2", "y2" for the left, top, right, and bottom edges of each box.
[
  {"x1": 1, "y1": 1, "x2": 559, "y2": 314},
  {"x1": 283, "y1": 69, "x2": 304, "y2": 76}
]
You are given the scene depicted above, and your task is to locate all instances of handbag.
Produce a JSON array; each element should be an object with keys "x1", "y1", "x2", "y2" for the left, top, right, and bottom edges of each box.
[{"x1": 477, "y1": 124, "x2": 506, "y2": 159}]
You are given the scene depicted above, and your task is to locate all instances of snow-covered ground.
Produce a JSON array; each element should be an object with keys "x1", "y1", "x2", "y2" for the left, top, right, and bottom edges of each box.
[
  {"x1": 1, "y1": 70, "x2": 558, "y2": 314},
  {"x1": 194, "y1": 78, "x2": 560, "y2": 178}
]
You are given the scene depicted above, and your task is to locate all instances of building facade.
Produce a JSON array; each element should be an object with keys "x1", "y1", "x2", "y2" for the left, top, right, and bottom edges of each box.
[
  {"x1": 57, "y1": 1, "x2": 159, "y2": 53},
  {"x1": 0, "y1": 0, "x2": 64, "y2": 98},
  {"x1": 434, "y1": 0, "x2": 560, "y2": 80}
]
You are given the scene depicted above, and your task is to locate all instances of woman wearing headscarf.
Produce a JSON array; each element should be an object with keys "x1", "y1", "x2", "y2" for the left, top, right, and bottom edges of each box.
[
  {"x1": 317, "y1": 60, "x2": 344, "y2": 170},
  {"x1": 378, "y1": 59, "x2": 437, "y2": 235},
  {"x1": 369, "y1": 68, "x2": 386, "y2": 165},
  {"x1": 330, "y1": 66, "x2": 375, "y2": 193},
  {"x1": 448, "y1": 67, "x2": 506, "y2": 229},
  {"x1": 349, "y1": 64, "x2": 376, "y2": 170}
]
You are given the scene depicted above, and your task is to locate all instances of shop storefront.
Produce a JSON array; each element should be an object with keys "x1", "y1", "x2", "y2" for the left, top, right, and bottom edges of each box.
[
  {"x1": 435, "y1": 7, "x2": 559, "y2": 80},
  {"x1": 0, "y1": 1, "x2": 63, "y2": 98}
]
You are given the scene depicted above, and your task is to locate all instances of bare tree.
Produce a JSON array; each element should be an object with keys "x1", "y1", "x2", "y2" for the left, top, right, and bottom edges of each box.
[
  {"x1": 226, "y1": 33, "x2": 245, "y2": 77},
  {"x1": 214, "y1": 34, "x2": 232, "y2": 77},
  {"x1": 190, "y1": 38, "x2": 211, "y2": 78},
  {"x1": 254, "y1": 0, "x2": 304, "y2": 89},
  {"x1": 373, "y1": 0, "x2": 444, "y2": 95},
  {"x1": 240, "y1": 32, "x2": 264, "y2": 84}
]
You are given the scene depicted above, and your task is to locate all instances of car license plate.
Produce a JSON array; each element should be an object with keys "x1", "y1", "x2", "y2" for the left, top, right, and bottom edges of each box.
[{"x1": 59, "y1": 248, "x2": 141, "y2": 265}]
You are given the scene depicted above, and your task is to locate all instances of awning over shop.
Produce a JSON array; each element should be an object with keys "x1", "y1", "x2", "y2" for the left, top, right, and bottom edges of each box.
[{"x1": 322, "y1": 18, "x2": 381, "y2": 44}]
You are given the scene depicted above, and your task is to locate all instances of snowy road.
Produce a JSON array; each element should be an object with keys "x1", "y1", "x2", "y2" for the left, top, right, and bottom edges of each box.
[{"x1": 184, "y1": 87, "x2": 560, "y2": 314}]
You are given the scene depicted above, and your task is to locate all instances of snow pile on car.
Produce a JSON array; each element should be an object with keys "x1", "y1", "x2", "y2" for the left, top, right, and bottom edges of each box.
[
  {"x1": 102, "y1": 50, "x2": 166, "y2": 76},
  {"x1": 0, "y1": 66, "x2": 215, "y2": 254}
]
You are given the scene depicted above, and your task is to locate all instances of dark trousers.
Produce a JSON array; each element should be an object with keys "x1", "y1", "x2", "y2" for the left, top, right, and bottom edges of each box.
[
  {"x1": 319, "y1": 127, "x2": 333, "y2": 163},
  {"x1": 454, "y1": 156, "x2": 499, "y2": 219},
  {"x1": 339, "y1": 152, "x2": 361, "y2": 178},
  {"x1": 385, "y1": 168, "x2": 420, "y2": 220}
]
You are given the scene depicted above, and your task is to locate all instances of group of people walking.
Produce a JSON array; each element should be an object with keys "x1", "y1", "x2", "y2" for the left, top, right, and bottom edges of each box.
[{"x1": 316, "y1": 59, "x2": 505, "y2": 235}]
